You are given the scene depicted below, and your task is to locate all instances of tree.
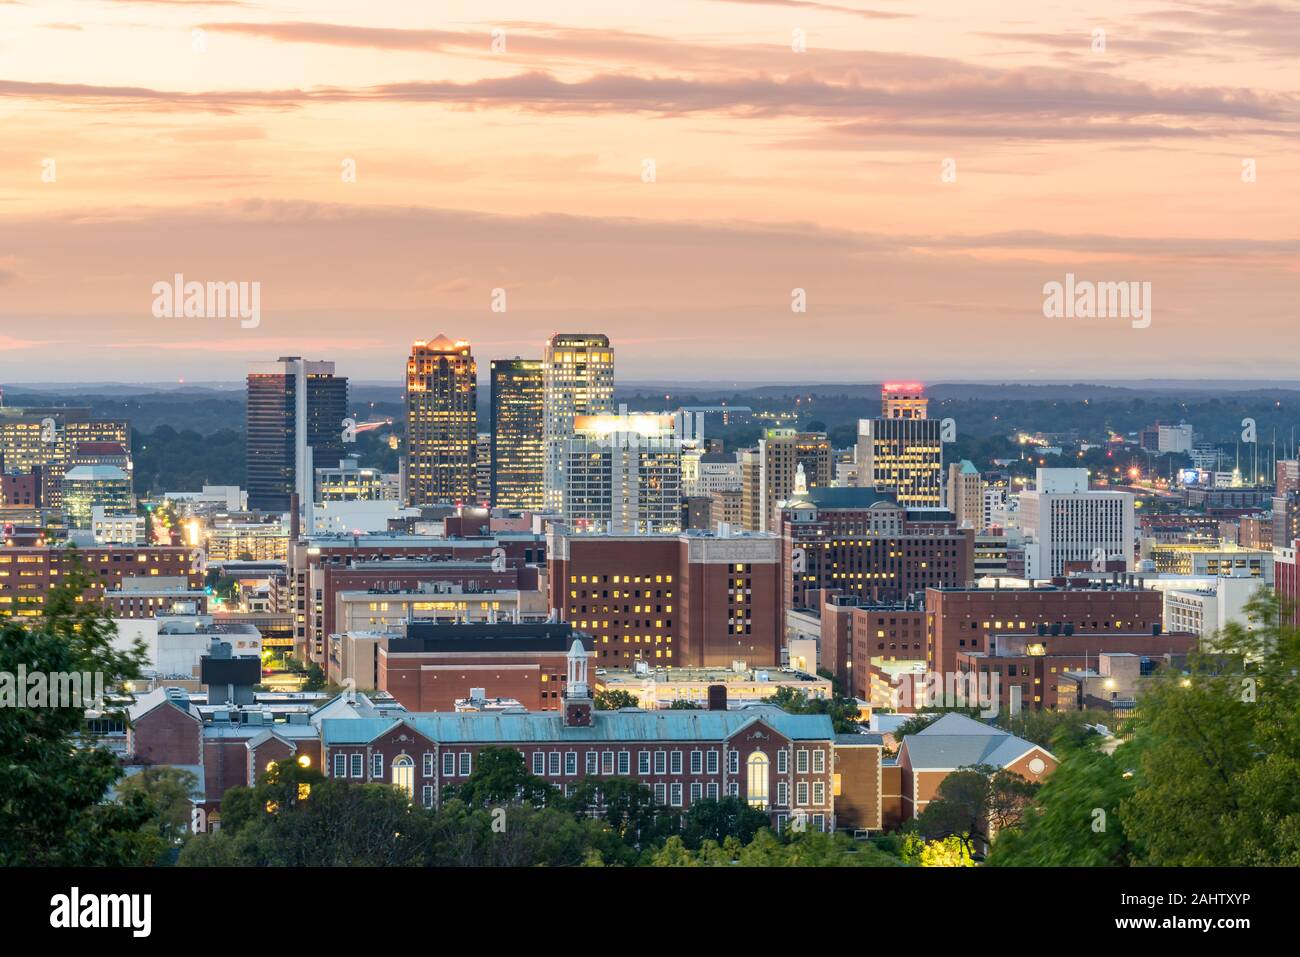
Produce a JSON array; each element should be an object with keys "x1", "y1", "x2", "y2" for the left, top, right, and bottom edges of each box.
[
  {"x1": 443, "y1": 746, "x2": 555, "y2": 809},
  {"x1": 594, "y1": 689, "x2": 640, "y2": 711},
  {"x1": 680, "y1": 797, "x2": 769, "y2": 849},
  {"x1": 0, "y1": 570, "x2": 157, "y2": 866},
  {"x1": 764, "y1": 685, "x2": 861, "y2": 734},
  {"x1": 914, "y1": 764, "x2": 1037, "y2": 856},
  {"x1": 1114, "y1": 591, "x2": 1300, "y2": 866},
  {"x1": 565, "y1": 776, "x2": 677, "y2": 851},
  {"x1": 303, "y1": 662, "x2": 326, "y2": 692},
  {"x1": 667, "y1": 700, "x2": 700, "y2": 710},
  {"x1": 987, "y1": 740, "x2": 1137, "y2": 867},
  {"x1": 115, "y1": 766, "x2": 202, "y2": 862}
]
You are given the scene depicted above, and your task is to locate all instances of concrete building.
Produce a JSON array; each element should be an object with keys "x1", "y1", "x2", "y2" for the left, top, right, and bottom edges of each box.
[
  {"x1": 562, "y1": 413, "x2": 683, "y2": 533},
  {"x1": 1018, "y1": 468, "x2": 1135, "y2": 578},
  {"x1": 543, "y1": 334, "x2": 615, "y2": 513},
  {"x1": 489, "y1": 358, "x2": 545, "y2": 511},
  {"x1": 946, "y1": 460, "x2": 983, "y2": 529},
  {"x1": 405, "y1": 335, "x2": 478, "y2": 507}
]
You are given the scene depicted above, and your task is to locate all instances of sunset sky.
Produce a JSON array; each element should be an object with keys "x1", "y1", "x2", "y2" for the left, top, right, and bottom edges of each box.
[{"x1": 1, "y1": 0, "x2": 1297, "y2": 383}]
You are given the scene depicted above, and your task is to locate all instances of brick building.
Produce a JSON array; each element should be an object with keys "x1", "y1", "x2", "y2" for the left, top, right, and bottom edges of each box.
[
  {"x1": 547, "y1": 527, "x2": 783, "y2": 668},
  {"x1": 379, "y1": 622, "x2": 590, "y2": 712},
  {"x1": 324, "y1": 643, "x2": 839, "y2": 830},
  {"x1": 0, "y1": 544, "x2": 199, "y2": 618},
  {"x1": 955, "y1": 629, "x2": 1198, "y2": 711},
  {"x1": 818, "y1": 592, "x2": 928, "y2": 697},
  {"x1": 777, "y1": 486, "x2": 973, "y2": 612},
  {"x1": 926, "y1": 582, "x2": 1164, "y2": 676},
  {"x1": 288, "y1": 531, "x2": 547, "y2": 662}
]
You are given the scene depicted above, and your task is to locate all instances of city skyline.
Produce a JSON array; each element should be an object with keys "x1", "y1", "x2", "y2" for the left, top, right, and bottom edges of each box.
[{"x1": 2, "y1": 0, "x2": 1298, "y2": 381}]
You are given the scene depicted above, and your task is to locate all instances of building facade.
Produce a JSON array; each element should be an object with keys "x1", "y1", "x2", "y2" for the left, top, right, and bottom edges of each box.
[
  {"x1": 489, "y1": 358, "x2": 545, "y2": 511},
  {"x1": 405, "y1": 335, "x2": 478, "y2": 506},
  {"x1": 542, "y1": 334, "x2": 615, "y2": 513}
]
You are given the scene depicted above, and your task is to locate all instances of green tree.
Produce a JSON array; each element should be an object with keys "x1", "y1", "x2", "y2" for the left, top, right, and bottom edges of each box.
[
  {"x1": 914, "y1": 764, "x2": 1037, "y2": 856},
  {"x1": 0, "y1": 570, "x2": 157, "y2": 866},
  {"x1": 594, "y1": 689, "x2": 640, "y2": 711},
  {"x1": 680, "y1": 797, "x2": 769, "y2": 849},
  {"x1": 115, "y1": 766, "x2": 202, "y2": 862},
  {"x1": 443, "y1": 746, "x2": 555, "y2": 809},
  {"x1": 763, "y1": 685, "x2": 860, "y2": 734}
]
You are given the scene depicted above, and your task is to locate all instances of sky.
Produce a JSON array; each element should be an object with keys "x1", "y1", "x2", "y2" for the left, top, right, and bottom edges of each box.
[{"x1": 0, "y1": 0, "x2": 1298, "y2": 383}]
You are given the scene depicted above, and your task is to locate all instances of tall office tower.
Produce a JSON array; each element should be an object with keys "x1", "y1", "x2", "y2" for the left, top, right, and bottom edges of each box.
[
  {"x1": 746, "y1": 429, "x2": 831, "y2": 532},
  {"x1": 489, "y1": 358, "x2": 545, "y2": 511},
  {"x1": 246, "y1": 358, "x2": 348, "y2": 516},
  {"x1": 405, "y1": 335, "x2": 478, "y2": 506},
  {"x1": 1277, "y1": 459, "x2": 1300, "y2": 496},
  {"x1": 562, "y1": 413, "x2": 682, "y2": 533},
  {"x1": 542, "y1": 334, "x2": 615, "y2": 512},
  {"x1": 855, "y1": 382, "x2": 943, "y2": 507},
  {"x1": 946, "y1": 460, "x2": 984, "y2": 529},
  {"x1": 0, "y1": 408, "x2": 128, "y2": 510},
  {"x1": 1017, "y1": 468, "x2": 1135, "y2": 578},
  {"x1": 475, "y1": 433, "x2": 492, "y2": 506}
]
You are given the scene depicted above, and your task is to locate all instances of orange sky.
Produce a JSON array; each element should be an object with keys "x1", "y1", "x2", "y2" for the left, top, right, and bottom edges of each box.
[{"x1": 1, "y1": 0, "x2": 1298, "y2": 382}]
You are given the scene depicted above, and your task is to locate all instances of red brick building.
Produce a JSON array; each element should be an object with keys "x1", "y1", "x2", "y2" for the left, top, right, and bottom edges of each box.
[
  {"x1": 288, "y1": 532, "x2": 547, "y2": 662},
  {"x1": 777, "y1": 487, "x2": 973, "y2": 612},
  {"x1": 379, "y1": 622, "x2": 588, "y2": 712},
  {"x1": 818, "y1": 592, "x2": 928, "y2": 696},
  {"x1": 0, "y1": 543, "x2": 199, "y2": 618},
  {"x1": 926, "y1": 582, "x2": 1164, "y2": 677},
  {"x1": 955, "y1": 629, "x2": 1198, "y2": 711},
  {"x1": 548, "y1": 528, "x2": 783, "y2": 668}
]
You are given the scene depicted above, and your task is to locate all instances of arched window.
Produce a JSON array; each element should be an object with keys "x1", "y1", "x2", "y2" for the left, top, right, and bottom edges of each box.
[
  {"x1": 746, "y1": 751, "x2": 770, "y2": 809},
  {"x1": 391, "y1": 755, "x2": 415, "y2": 799}
]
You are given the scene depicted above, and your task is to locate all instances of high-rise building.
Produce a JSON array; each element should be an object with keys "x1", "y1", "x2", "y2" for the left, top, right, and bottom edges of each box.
[
  {"x1": 0, "y1": 407, "x2": 129, "y2": 510},
  {"x1": 562, "y1": 413, "x2": 682, "y2": 533},
  {"x1": 542, "y1": 334, "x2": 615, "y2": 512},
  {"x1": 489, "y1": 358, "x2": 545, "y2": 511},
  {"x1": 405, "y1": 335, "x2": 478, "y2": 506},
  {"x1": 1017, "y1": 468, "x2": 1135, "y2": 578},
  {"x1": 946, "y1": 460, "x2": 983, "y2": 529},
  {"x1": 246, "y1": 358, "x2": 348, "y2": 516},
  {"x1": 855, "y1": 383, "x2": 943, "y2": 507},
  {"x1": 742, "y1": 429, "x2": 831, "y2": 532}
]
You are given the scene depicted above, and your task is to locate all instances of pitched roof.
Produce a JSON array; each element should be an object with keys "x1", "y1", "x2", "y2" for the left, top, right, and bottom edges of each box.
[
  {"x1": 900, "y1": 713, "x2": 1052, "y2": 770},
  {"x1": 321, "y1": 706, "x2": 833, "y2": 746}
]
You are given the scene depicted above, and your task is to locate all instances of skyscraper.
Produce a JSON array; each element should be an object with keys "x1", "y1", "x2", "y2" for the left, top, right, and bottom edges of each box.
[
  {"x1": 745, "y1": 429, "x2": 832, "y2": 532},
  {"x1": 855, "y1": 382, "x2": 943, "y2": 507},
  {"x1": 543, "y1": 334, "x2": 615, "y2": 512},
  {"x1": 562, "y1": 413, "x2": 682, "y2": 533},
  {"x1": 489, "y1": 358, "x2": 545, "y2": 510},
  {"x1": 405, "y1": 335, "x2": 477, "y2": 506},
  {"x1": 1017, "y1": 468, "x2": 1135, "y2": 578},
  {"x1": 246, "y1": 358, "x2": 348, "y2": 515}
]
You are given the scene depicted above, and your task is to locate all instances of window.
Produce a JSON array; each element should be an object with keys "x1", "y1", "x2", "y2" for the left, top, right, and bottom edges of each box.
[
  {"x1": 670, "y1": 783, "x2": 683, "y2": 807},
  {"x1": 638, "y1": 751, "x2": 651, "y2": 775},
  {"x1": 443, "y1": 752, "x2": 455, "y2": 777},
  {"x1": 533, "y1": 752, "x2": 545, "y2": 775},
  {"x1": 707, "y1": 782, "x2": 719, "y2": 800},
  {"x1": 422, "y1": 753, "x2": 434, "y2": 777},
  {"x1": 690, "y1": 782, "x2": 703, "y2": 803},
  {"x1": 728, "y1": 750, "x2": 739, "y2": 774},
  {"x1": 796, "y1": 749, "x2": 809, "y2": 773},
  {"x1": 797, "y1": 781, "x2": 809, "y2": 806},
  {"x1": 548, "y1": 752, "x2": 561, "y2": 776},
  {"x1": 391, "y1": 755, "x2": 414, "y2": 799},
  {"x1": 349, "y1": 753, "x2": 362, "y2": 778},
  {"x1": 332, "y1": 753, "x2": 346, "y2": 778},
  {"x1": 654, "y1": 751, "x2": 667, "y2": 774},
  {"x1": 746, "y1": 751, "x2": 770, "y2": 809},
  {"x1": 777, "y1": 781, "x2": 788, "y2": 807},
  {"x1": 618, "y1": 751, "x2": 630, "y2": 775},
  {"x1": 602, "y1": 751, "x2": 615, "y2": 775},
  {"x1": 371, "y1": 753, "x2": 383, "y2": 779},
  {"x1": 458, "y1": 752, "x2": 472, "y2": 777},
  {"x1": 706, "y1": 750, "x2": 719, "y2": 774},
  {"x1": 586, "y1": 751, "x2": 598, "y2": 774},
  {"x1": 775, "y1": 813, "x2": 789, "y2": 833},
  {"x1": 812, "y1": 750, "x2": 825, "y2": 773},
  {"x1": 813, "y1": 781, "x2": 825, "y2": 806},
  {"x1": 670, "y1": 751, "x2": 683, "y2": 774},
  {"x1": 690, "y1": 750, "x2": 702, "y2": 774},
  {"x1": 812, "y1": 814, "x2": 825, "y2": 832},
  {"x1": 422, "y1": 785, "x2": 434, "y2": 808},
  {"x1": 654, "y1": 783, "x2": 667, "y2": 804},
  {"x1": 565, "y1": 752, "x2": 578, "y2": 776},
  {"x1": 728, "y1": 782, "x2": 739, "y2": 797},
  {"x1": 776, "y1": 750, "x2": 788, "y2": 774}
]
